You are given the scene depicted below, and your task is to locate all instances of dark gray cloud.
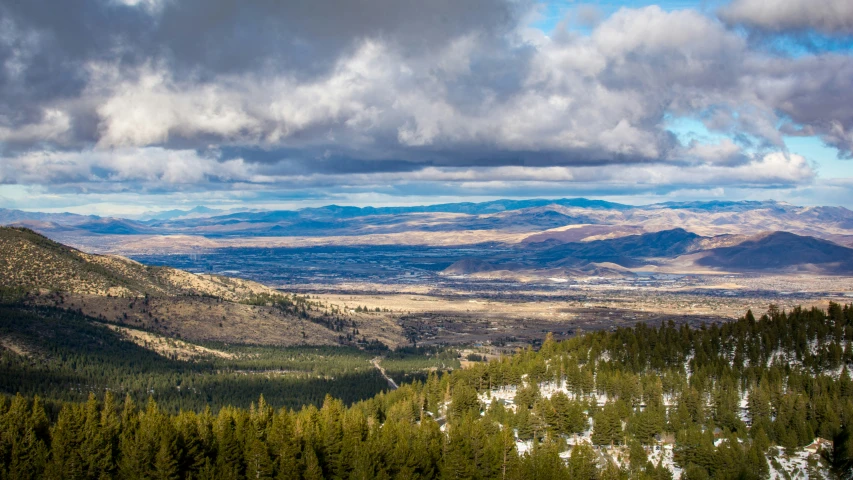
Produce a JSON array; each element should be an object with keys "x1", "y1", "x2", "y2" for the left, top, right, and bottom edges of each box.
[
  {"x1": 1, "y1": 0, "x2": 524, "y2": 76},
  {"x1": 745, "y1": 54, "x2": 853, "y2": 157},
  {"x1": 152, "y1": 0, "x2": 526, "y2": 76},
  {"x1": 720, "y1": 0, "x2": 853, "y2": 35}
]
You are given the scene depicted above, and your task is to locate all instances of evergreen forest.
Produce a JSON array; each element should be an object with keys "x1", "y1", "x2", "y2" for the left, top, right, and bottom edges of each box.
[{"x1": 3, "y1": 303, "x2": 853, "y2": 479}]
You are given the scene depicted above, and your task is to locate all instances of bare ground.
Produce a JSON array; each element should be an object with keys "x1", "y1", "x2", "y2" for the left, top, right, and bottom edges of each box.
[
  {"x1": 97, "y1": 323, "x2": 235, "y2": 360},
  {"x1": 0, "y1": 336, "x2": 30, "y2": 357}
]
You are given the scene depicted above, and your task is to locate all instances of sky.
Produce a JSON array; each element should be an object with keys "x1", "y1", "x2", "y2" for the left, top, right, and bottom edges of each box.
[{"x1": 0, "y1": 0, "x2": 852, "y2": 215}]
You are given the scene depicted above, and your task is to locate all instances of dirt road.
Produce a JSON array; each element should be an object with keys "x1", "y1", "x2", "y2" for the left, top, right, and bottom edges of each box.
[{"x1": 371, "y1": 357, "x2": 399, "y2": 390}]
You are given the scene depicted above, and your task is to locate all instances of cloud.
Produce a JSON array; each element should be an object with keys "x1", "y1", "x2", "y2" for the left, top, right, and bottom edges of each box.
[
  {"x1": 575, "y1": 5, "x2": 603, "y2": 28},
  {"x1": 744, "y1": 54, "x2": 853, "y2": 157},
  {"x1": 0, "y1": 108, "x2": 71, "y2": 144},
  {"x1": 0, "y1": 0, "x2": 526, "y2": 145},
  {"x1": 720, "y1": 0, "x2": 853, "y2": 35},
  {"x1": 0, "y1": 145, "x2": 814, "y2": 200},
  {"x1": 77, "y1": 5, "x2": 852, "y2": 169},
  {"x1": 0, "y1": 1, "x2": 848, "y2": 209},
  {"x1": 0, "y1": 147, "x2": 253, "y2": 189},
  {"x1": 683, "y1": 139, "x2": 749, "y2": 166}
]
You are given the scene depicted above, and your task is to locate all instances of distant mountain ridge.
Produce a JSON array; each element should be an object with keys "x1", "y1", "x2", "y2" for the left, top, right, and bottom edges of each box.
[
  {"x1": 3, "y1": 199, "x2": 853, "y2": 259},
  {"x1": 0, "y1": 208, "x2": 98, "y2": 225},
  {"x1": 140, "y1": 205, "x2": 227, "y2": 221},
  {"x1": 5, "y1": 198, "x2": 852, "y2": 225},
  {"x1": 441, "y1": 228, "x2": 853, "y2": 276}
]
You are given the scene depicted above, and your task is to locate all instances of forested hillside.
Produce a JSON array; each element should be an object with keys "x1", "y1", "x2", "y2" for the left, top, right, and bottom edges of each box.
[
  {"x1": 2, "y1": 303, "x2": 852, "y2": 479},
  {"x1": 0, "y1": 305, "x2": 391, "y2": 412}
]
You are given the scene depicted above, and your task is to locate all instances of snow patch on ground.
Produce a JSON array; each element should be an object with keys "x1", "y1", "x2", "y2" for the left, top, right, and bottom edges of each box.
[
  {"x1": 767, "y1": 446, "x2": 830, "y2": 480},
  {"x1": 478, "y1": 381, "x2": 830, "y2": 479},
  {"x1": 647, "y1": 445, "x2": 682, "y2": 480}
]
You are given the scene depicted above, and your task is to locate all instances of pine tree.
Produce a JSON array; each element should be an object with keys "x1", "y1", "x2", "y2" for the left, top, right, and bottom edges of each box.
[
  {"x1": 44, "y1": 403, "x2": 86, "y2": 480},
  {"x1": 302, "y1": 447, "x2": 324, "y2": 480},
  {"x1": 153, "y1": 430, "x2": 181, "y2": 480},
  {"x1": 245, "y1": 435, "x2": 273, "y2": 480},
  {"x1": 496, "y1": 425, "x2": 517, "y2": 480},
  {"x1": 349, "y1": 446, "x2": 376, "y2": 480},
  {"x1": 268, "y1": 411, "x2": 300, "y2": 480},
  {"x1": 592, "y1": 403, "x2": 623, "y2": 446},
  {"x1": 7, "y1": 426, "x2": 49, "y2": 480},
  {"x1": 511, "y1": 439, "x2": 568, "y2": 480},
  {"x1": 174, "y1": 411, "x2": 208, "y2": 477},
  {"x1": 81, "y1": 393, "x2": 115, "y2": 478},
  {"x1": 627, "y1": 439, "x2": 647, "y2": 477},
  {"x1": 214, "y1": 412, "x2": 243, "y2": 479},
  {"x1": 599, "y1": 461, "x2": 628, "y2": 480},
  {"x1": 118, "y1": 396, "x2": 148, "y2": 479},
  {"x1": 567, "y1": 444, "x2": 598, "y2": 480},
  {"x1": 449, "y1": 384, "x2": 481, "y2": 419},
  {"x1": 318, "y1": 395, "x2": 345, "y2": 478},
  {"x1": 515, "y1": 406, "x2": 534, "y2": 441},
  {"x1": 744, "y1": 438, "x2": 769, "y2": 479}
]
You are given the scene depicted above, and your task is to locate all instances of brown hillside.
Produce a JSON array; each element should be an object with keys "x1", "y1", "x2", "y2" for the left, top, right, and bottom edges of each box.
[
  {"x1": 0, "y1": 227, "x2": 277, "y2": 300},
  {"x1": 1, "y1": 227, "x2": 404, "y2": 347}
]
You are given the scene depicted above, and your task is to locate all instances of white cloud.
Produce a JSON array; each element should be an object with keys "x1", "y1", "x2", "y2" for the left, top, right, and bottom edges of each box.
[
  {"x1": 0, "y1": 147, "x2": 254, "y2": 187},
  {"x1": 92, "y1": 63, "x2": 263, "y2": 148}
]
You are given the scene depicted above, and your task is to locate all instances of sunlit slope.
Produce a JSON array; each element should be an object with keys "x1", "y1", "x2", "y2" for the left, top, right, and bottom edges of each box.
[{"x1": 0, "y1": 226, "x2": 277, "y2": 300}]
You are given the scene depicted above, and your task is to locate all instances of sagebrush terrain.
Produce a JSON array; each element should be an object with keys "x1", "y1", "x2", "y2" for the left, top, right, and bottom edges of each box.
[{"x1": 0, "y1": 227, "x2": 404, "y2": 348}]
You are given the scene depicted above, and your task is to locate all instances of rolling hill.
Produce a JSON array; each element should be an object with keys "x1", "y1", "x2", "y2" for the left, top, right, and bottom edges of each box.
[
  {"x1": 532, "y1": 228, "x2": 702, "y2": 267},
  {"x1": 0, "y1": 226, "x2": 275, "y2": 299},
  {"x1": 443, "y1": 258, "x2": 498, "y2": 275},
  {"x1": 439, "y1": 227, "x2": 853, "y2": 276},
  {"x1": 0, "y1": 227, "x2": 403, "y2": 347},
  {"x1": 696, "y1": 231, "x2": 853, "y2": 273}
]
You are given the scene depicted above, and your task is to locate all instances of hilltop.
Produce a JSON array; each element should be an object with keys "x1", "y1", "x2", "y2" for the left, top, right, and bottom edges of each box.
[
  {"x1": 0, "y1": 227, "x2": 277, "y2": 299},
  {"x1": 0, "y1": 227, "x2": 403, "y2": 348}
]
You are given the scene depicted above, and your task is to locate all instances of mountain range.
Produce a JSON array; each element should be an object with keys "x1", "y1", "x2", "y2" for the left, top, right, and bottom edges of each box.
[
  {"x1": 4, "y1": 198, "x2": 853, "y2": 239},
  {"x1": 445, "y1": 228, "x2": 853, "y2": 276}
]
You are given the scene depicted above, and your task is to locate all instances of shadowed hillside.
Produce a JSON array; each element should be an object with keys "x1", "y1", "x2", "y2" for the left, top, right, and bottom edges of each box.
[
  {"x1": 443, "y1": 258, "x2": 498, "y2": 275},
  {"x1": 533, "y1": 228, "x2": 701, "y2": 267},
  {"x1": 696, "y1": 231, "x2": 853, "y2": 273},
  {"x1": 438, "y1": 227, "x2": 853, "y2": 276}
]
